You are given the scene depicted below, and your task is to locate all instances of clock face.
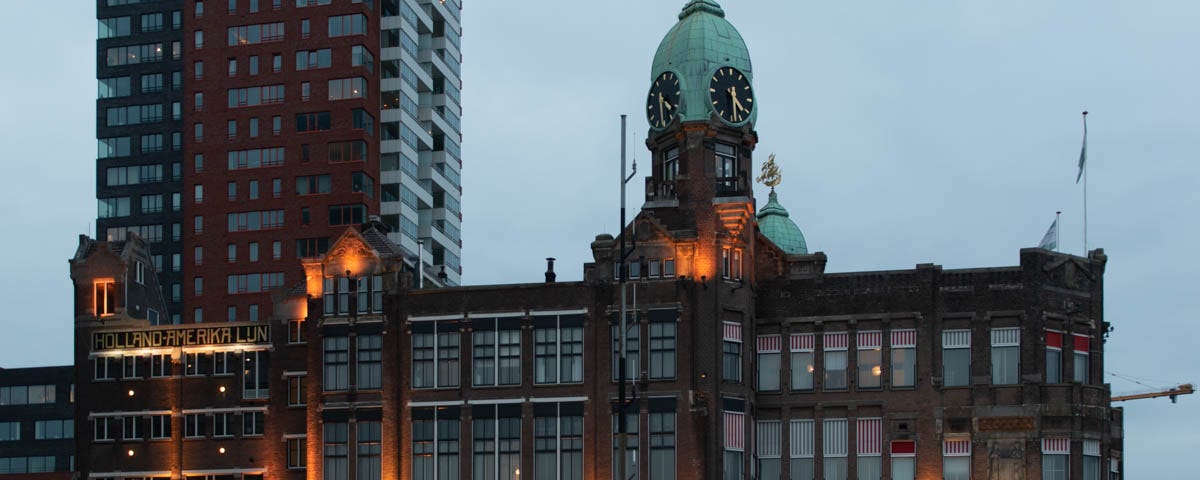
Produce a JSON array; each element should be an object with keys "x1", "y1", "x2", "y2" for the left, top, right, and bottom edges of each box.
[
  {"x1": 646, "y1": 71, "x2": 681, "y2": 129},
  {"x1": 709, "y1": 67, "x2": 754, "y2": 124}
]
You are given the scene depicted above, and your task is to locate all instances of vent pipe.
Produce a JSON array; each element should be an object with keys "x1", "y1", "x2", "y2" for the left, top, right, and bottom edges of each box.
[{"x1": 545, "y1": 258, "x2": 557, "y2": 283}]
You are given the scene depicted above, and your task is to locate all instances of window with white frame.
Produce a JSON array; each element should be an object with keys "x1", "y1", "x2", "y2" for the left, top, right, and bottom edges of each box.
[
  {"x1": 123, "y1": 354, "x2": 141, "y2": 379},
  {"x1": 991, "y1": 328, "x2": 1020, "y2": 385},
  {"x1": 649, "y1": 399, "x2": 676, "y2": 480},
  {"x1": 324, "y1": 336, "x2": 350, "y2": 391},
  {"x1": 93, "y1": 417, "x2": 114, "y2": 441},
  {"x1": 942, "y1": 330, "x2": 971, "y2": 387},
  {"x1": 723, "y1": 322, "x2": 743, "y2": 383},
  {"x1": 411, "y1": 322, "x2": 460, "y2": 389},
  {"x1": 720, "y1": 247, "x2": 743, "y2": 280},
  {"x1": 890, "y1": 440, "x2": 916, "y2": 480},
  {"x1": 474, "y1": 404, "x2": 521, "y2": 480},
  {"x1": 533, "y1": 313, "x2": 585, "y2": 384},
  {"x1": 789, "y1": 419, "x2": 814, "y2": 480},
  {"x1": 857, "y1": 418, "x2": 882, "y2": 480},
  {"x1": 823, "y1": 332, "x2": 848, "y2": 390},
  {"x1": 612, "y1": 313, "x2": 639, "y2": 382},
  {"x1": 242, "y1": 411, "x2": 264, "y2": 436},
  {"x1": 184, "y1": 414, "x2": 205, "y2": 438},
  {"x1": 757, "y1": 335, "x2": 782, "y2": 391},
  {"x1": 122, "y1": 416, "x2": 140, "y2": 440},
  {"x1": 1083, "y1": 439, "x2": 1101, "y2": 480},
  {"x1": 287, "y1": 374, "x2": 305, "y2": 406},
  {"x1": 288, "y1": 437, "x2": 307, "y2": 469},
  {"x1": 857, "y1": 331, "x2": 883, "y2": 389},
  {"x1": 323, "y1": 275, "x2": 385, "y2": 315},
  {"x1": 791, "y1": 334, "x2": 815, "y2": 391},
  {"x1": 533, "y1": 402, "x2": 584, "y2": 480},
  {"x1": 1073, "y1": 333, "x2": 1090, "y2": 383},
  {"x1": 243, "y1": 350, "x2": 269, "y2": 399},
  {"x1": 821, "y1": 418, "x2": 847, "y2": 480},
  {"x1": 890, "y1": 329, "x2": 917, "y2": 387},
  {"x1": 289, "y1": 319, "x2": 306, "y2": 343},
  {"x1": 473, "y1": 317, "x2": 521, "y2": 387},
  {"x1": 150, "y1": 415, "x2": 170, "y2": 439},
  {"x1": 1042, "y1": 437, "x2": 1070, "y2": 480},
  {"x1": 150, "y1": 353, "x2": 172, "y2": 377},
  {"x1": 943, "y1": 438, "x2": 971, "y2": 480},
  {"x1": 94, "y1": 357, "x2": 117, "y2": 380},
  {"x1": 723, "y1": 401, "x2": 746, "y2": 480},
  {"x1": 756, "y1": 420, "x2": 782, "y2": 479},
  {"x1": 1046, "y1": 330, "x2": 1063, "y2": 383},
  {"x1": 213, "y1": 412, "x2": 235, "y2": 437},
  {"x1": 213, "y1": 351, "x2": 233, "y2": 375},
  {"x1": 183, "y1": 352, "x2": 206, "y2": 376}
]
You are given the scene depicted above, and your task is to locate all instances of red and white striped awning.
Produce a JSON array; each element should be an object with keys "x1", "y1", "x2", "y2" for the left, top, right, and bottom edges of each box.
[
  {"x1": 891, "y1": 440, "x2": 916, "y2": 457},
  {"x1": 1046, "y1": 330, "x2": 1064, "y2": 350},
  {"x1": 723, "y1": 411, "x2": 745, "y2": 451},
  {"x1": 857, "y1": 331, "x2": 882, "y2": 350},
  {"x1": 942, "y1": 330, "x2": 971, "y2": 349},
  {"x1": 1073, "y1": 334, "x2": 1090, "y2": 354},
  {"x1": 891, "y1": 329, "x2": 917, "y2": 348},
  {"x1": 790, "y1": 333, "x2": 814, "y2": 352},
  {"x1": 1042, "y1": 437, "x2": 1070, "y2": 454},
  {"x1": 991, "y1": 328, "x2": 1020, "y2": 347},
  {"x1": 757, "y1": 335, "x2": 782, "y2": 353},
  {"x1": 857, "y1": 418, "x2": 882, "y2": 456},
  {"x1": 824, "y1": 332, "x2": 849, "y2": 351},
  {"x1": 723, "y1": 322, "x2": 742, "y2": 343},
  {"x1": 943, "y1": 438, "x2": 971, "y2": 457}
]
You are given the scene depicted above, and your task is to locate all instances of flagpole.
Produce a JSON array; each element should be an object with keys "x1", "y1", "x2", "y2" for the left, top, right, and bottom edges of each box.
[{"x1": 1081, "y1": 111, "x2": 1088, "y2": 255}]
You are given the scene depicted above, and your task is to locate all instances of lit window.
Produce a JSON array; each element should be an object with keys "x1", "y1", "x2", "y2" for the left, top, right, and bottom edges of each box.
[
  {"x1": 856, "y1": 331, "x2": 882, "y2": 389},
  {"x1": 94, "y1": 280, "x2": 117, "y2": 316}
]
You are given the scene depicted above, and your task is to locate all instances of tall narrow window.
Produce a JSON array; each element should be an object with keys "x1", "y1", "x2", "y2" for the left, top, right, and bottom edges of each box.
[
  {"x1": 437, "y1": 325, "x2": 460, "y2": 387},
  {"x1": 323, "y1": 337, "x2": 349, "y2": 391},
  {"x1": 823, "y1": 332, "x2": 848, "y2": 390},
  {"x1": 715, "y1": 143, "x2": 738, "y2": 195},
  {"x1": 358, "y1": 421, "x2": 382, "y2": 480},
  {"x1": 991, "y1": 328, "x2": 1020, "y2": 385},
  {"x1": 723, "y1": 403, "x2": 745, "y2": 480},
  {"x1": 1083, "y1": 439, "x2": 1101, "y2": 480},
  {"x1": 324, "y1": 423, "x2": 349, "y2": 480},
  {"x1": 649, "y1": 400, "x2": 675, "y2": 480},
  {"x1": 756, "y1": 420, "x2": 782, "y2": 479},
  {"x1": 856, "y1": 418, "x2": 882, "y2": 480},
  {"x1": 357, "y1": 335, "x2": 382, "y2": 389},
  {"x1": 789, "y1": 419, "x2": 814, "y2": 480},
  {"x1": 890, "y1": 441, "x2": 916, "y2": 480},
  {"x1": 533, "y1": 402, "x2": 584, "y2": 480},
  {"x1": 943, "y1": 438, "x2": 971, "y2": 480},
  {"x1": 822, "y1": 418, "x2": 848, "y2": 479},
  {"x1": 242, "y1": 351, "x2": 269, "y2": 399},
  {"x1": 890, "y1": 329, "x2": 917, "y2": 387},
  {"x1": 612, "y1": 313, "x2": 639, "y2": 381},
  {"x1": 790, "y1": 334, "x2": 815, "y2": 391},
  {"x1": 94, "y1": 281, "x2": 117, "y2": 316},
  {"x1": 498, "y1": 328, "x2": 521, "y2": 385},
  {"x1": 613, "y1": 411, "x2": 639, "y2": 480},
  {"x1": 473, "y1": 323, "x2": 496, "y2": 386},
  {"x1": 942, "y1": 330, "x2": 972, "y2": 387},
  {"x1": 1072, "y1": 333, "x2": 1090, "y2": 383},
  {"x1": 648, "y1": 310, "x2": 677, "y2": 379},
  {"x1": 533, "y1": 313, "x2": 584, "y2": 384},
  {"x1": 663, "y1": 147, "x2": 679, "y2": 182},
  {"x1": 723, "y1": 322, "x2": 742, "y2": 383},
  {"x1": 1046, "y1": 330, "x2": 1063, "y2": 383},
  {"x1": 756, "y1": 335, "x2": 782, "y2": 391},
  {"x1": 412, "y1": 328, "x2": 435, "y2": 388},
  {"x1": 1042, "y1": 437, "x2": 1070, "y2": 480},
  {"x1": 857, "y1": 331, "x2": 882, "y2": 389}
]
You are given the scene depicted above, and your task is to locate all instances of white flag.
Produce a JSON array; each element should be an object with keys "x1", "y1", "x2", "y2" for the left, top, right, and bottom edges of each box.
[{"x1": 1039, "y1": 217, "x2": 1059, "y2": 251}]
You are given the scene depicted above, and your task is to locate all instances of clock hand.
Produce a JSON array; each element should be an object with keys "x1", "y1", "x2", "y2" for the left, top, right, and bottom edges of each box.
[{"x1": 658, "y1": 93, "x2": 665, "y2": 124}]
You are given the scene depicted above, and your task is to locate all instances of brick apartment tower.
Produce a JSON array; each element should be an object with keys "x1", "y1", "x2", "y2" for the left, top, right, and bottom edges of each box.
[{"x1": 97, "y1": 0, "x2": 464, "y2": 324}]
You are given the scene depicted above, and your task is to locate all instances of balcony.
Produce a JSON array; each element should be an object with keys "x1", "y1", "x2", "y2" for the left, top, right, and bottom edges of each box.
[
  {"x1": 716, "y1": 175, "x2": 748, "y2": 197},
  {"x1": 645, "y1": 176, "x2": 677, "y2": 202}
]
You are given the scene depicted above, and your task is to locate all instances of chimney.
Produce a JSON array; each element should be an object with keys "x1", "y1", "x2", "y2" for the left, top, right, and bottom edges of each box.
[{"x1": 545, "y1": 258, "x2": 557, "y2": 283}]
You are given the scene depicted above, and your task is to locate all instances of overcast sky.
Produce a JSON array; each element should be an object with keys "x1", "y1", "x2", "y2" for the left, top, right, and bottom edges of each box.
[{"x1": 0, "y1": 0, "x2": 1195, "y2": 476}]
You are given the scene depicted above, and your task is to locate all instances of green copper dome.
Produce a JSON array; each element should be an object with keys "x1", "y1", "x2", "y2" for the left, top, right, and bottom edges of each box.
[
  {"x1": 651, "y1": 0, "x2": 756, "y2": 127},
  {"x1": 758, "y1": 190, "x2": 808, "y2": 255}
]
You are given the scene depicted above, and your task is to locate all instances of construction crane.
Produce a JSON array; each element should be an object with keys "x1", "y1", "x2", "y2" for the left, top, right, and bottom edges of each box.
[{"x1": 1111, "y1": 384, "x2": 1194, "y2": 403}]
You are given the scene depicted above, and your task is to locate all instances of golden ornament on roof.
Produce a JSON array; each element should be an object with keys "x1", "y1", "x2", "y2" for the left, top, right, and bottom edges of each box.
[{"x1": 756, "y1": 153, "x2": 782, "y2": 189}]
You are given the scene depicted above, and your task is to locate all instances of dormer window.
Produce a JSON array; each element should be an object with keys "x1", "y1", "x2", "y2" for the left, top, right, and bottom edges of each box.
[
  {"x1": 135, "y1": 261, "x2": 145, "y2": 284},
  {"x1": 94, "y1": 280, "x2": 117, "y2": 316}
]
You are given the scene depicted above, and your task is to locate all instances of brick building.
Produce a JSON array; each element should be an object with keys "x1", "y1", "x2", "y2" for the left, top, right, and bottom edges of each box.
[{"x1": 68, "y1": 1, "x2": 1122, "y2": 479}]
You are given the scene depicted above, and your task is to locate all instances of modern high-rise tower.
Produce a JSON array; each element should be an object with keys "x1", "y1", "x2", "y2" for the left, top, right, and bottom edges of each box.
[{"x1": 95, "y1": 0, "x2": 463, "y2": 323}]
